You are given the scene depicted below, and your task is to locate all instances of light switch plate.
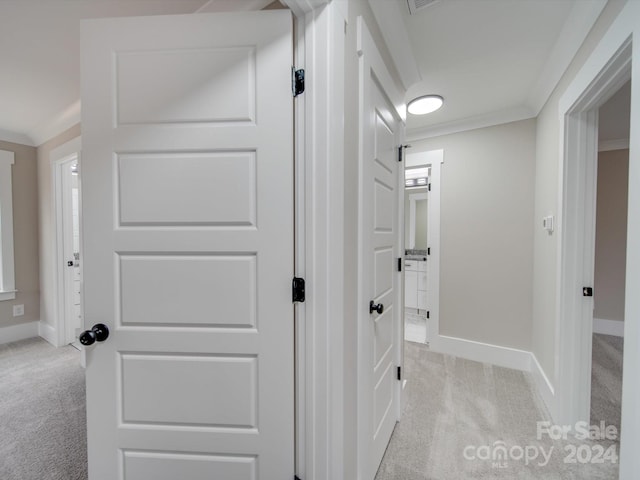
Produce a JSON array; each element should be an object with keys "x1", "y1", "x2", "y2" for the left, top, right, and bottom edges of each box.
[{"x1": 542, "y1": 215, "x2": 554, "y2": 234}]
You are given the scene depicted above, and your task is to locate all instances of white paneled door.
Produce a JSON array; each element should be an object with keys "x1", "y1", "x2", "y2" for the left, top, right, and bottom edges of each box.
[
  {"x1": 359, "y1": 28, "x2": 402, "y2": 479},
  {"x1": 80, "y1": 11, "x2": 294, "y2": 480}
]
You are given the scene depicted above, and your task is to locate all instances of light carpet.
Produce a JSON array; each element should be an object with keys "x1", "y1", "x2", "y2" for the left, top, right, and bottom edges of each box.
[
  {"x1": 0, "y1": 337, "x2": 87, "y2": 480},
  {"x1": 376, "y1": 337, "x2": 622, "y2": 480}
]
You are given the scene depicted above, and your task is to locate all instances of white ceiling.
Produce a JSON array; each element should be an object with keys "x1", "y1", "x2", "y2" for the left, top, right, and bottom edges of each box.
[
  {"x1": 393, "y1": 0, "x2": 609, "y2": 138},
  {"x1": 0, "y1": 0, "x2": 613, "y2": 146}
]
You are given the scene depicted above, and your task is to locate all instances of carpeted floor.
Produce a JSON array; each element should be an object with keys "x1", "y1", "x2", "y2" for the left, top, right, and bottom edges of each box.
[
  {"x1": 0, "y1": 337, "x2": 87, "y2": 480},
  {"x1": 0, "y1": 334, "x2": 623, "y2": 480},
  {"x1": 376, "y1": 335, "x2": 622, "y2": 480},
  {"x1": 590, "y1": 334, "x2": 623, "y2": 432}
]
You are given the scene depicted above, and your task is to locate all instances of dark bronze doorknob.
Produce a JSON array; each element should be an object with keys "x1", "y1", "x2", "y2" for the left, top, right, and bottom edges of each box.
[
  {"x1": 79, "y1": 323, "x2": 110, "y2": 346},
  {"x1": 369, "y1": 301, "x2": 384, "y2": 315}
]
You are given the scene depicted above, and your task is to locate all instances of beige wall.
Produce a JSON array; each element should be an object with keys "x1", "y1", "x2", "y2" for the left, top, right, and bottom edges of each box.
[
  {"x1": 37, "y1": 124, "x2": 81, "y2": 331},
  {"x1": 0, "y1": 141, "x2": 39, "y2": 329},
  {"x1": 411, "y1": 119, "x2": 536, "y2": 350},
  {"x1": 594, "y1": 149, "x2": 629, "y2": 322},
  {"x1": 531, "y1": 0, "x2": 627, "y2": 381}
]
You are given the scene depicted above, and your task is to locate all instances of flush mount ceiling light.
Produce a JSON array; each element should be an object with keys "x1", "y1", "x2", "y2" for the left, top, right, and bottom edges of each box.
[{"x1": 407, "y1": 95, "x2": 444, "y2": 115}]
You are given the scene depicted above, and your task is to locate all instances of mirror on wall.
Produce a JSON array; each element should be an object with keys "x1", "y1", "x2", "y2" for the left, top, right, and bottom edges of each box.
[{"x1": 404, "y1": 166, "x2": 430, "y2": 251}]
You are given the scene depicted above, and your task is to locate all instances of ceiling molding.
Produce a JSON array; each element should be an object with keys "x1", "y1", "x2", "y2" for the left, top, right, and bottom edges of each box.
[
  {"x1": 30, "y1": 100, "x2": 81, "y2": 147},
  {"x1": 367, "y1": 0, "x2": 421, "y2": 90},
  {"x1": 405, "y1": 106, "x2": 534, "y2": 141},
  {"x1": 598, "y1": 138, "x2": 629, "y2": 152},
  {"x1": 526, "y1": 0, "x2": 607, "y2": 115},
  {"x1": 195, "y1": 0, "x2": 276, "y2": 13},
  {"x1": 0, "y1": 129, "x2": 35, "y2": 147},
  {"x1": 280, "y1": 0, "x2": 329, "y2": 16}
]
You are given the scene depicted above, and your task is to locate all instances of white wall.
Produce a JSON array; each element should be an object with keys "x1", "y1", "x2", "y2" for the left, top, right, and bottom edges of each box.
[
  {"x1": 410, "y1": 119, "x2": 536, "y2": 351},
  {"x1": 531, "y1": 0, "x2": 627, "y2": 385}
]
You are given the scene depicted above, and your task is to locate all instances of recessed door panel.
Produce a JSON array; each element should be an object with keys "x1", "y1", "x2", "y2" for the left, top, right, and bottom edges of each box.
[
  {"x1": 121, "y1": 353, "x2": 257, "y2": 428},
  {"x1": 119, "y1": 255, "x2": 257, "y2": 328},
  {"x1": 122, "y1": 451, "x2": 257, "y2": 480},
  {"x1": 118, "y1": 152, "x2": 256, "y2": 226},
  {"x1": 116, "y1": 47, "x2": 255, "y2": 125}
]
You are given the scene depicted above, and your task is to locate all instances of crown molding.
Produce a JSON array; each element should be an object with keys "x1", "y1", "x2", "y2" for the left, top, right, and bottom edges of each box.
[
  {"x1": 526, "y1": 0, "x2": 607, "y2": 115},
  {"x1": 195, "y1": 0, "x2": 277, "y2": 13},
  {"x1": 0, "y1": 129, "x2": 35, "y2": 147},
  {"x1": 29, "y1": 100, "x2": 81, "y2": 147},
  {"x1": 406, "y1": 105, "x2": 535, "y2": 141}
]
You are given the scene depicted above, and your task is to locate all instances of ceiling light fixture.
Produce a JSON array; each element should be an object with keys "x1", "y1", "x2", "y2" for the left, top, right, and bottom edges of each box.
[{"x1": 407, "y1": 95, "x2": 444, "y2": 115}]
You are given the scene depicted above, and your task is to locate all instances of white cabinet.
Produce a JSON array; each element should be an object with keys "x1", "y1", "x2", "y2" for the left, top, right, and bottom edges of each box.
[
  {"x1": 404, "y1": 259, "x2": 427, "y2": 310},
  {"x1": 404, "y1": 268, "x2": 418, "y2": 308}
]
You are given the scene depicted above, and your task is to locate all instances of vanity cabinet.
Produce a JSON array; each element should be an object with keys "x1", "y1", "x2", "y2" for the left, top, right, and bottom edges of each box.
[{"x1": 404, "y1": 259, "x2": 427, "y2": 310}]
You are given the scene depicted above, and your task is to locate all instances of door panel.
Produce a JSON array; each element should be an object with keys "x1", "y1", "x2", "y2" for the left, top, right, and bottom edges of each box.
[
  {"x1": 361, "y1": 66, "x2": 401, "y2": 477},
  {"x1": 81, "y1": 11, "x2": 293, "y2": 480}
]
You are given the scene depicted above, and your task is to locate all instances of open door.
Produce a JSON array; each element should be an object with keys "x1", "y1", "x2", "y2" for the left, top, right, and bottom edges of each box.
[
  {"x1": 81, "y1": 11, "x2": 294, "y2": 479},
  {"x1": 358, "y1": 17, "x2": 403, "y2": 480}
]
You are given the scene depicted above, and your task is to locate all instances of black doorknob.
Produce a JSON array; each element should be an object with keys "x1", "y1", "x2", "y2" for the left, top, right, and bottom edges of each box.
[
  {"x1": 369, "y1": 301, "x2": 384, "y2": 315},
  {"x1": 79, "y1": 324, "x2": 110, "y2": 346}
]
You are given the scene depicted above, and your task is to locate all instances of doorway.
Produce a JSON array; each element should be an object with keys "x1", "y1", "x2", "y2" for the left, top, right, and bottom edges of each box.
[
  {"x1": 589, "y1": 79, "x2": 630, "y2": 444},
  {"x1": 556, "y1": 34, "x2": 631, "y2": 458},
  {"x1": 403, "y1": 149, "x2": 442, "y2": 347},
  {"x1": 59, "y1": 157, "x2": 82, "y2": 346},
  {"x1": 52, "y1": 137, "x2": 83, "y2": 349}
]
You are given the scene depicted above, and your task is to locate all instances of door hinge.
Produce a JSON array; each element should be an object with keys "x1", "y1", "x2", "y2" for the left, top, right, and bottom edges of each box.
[
  {"x1": 292, "y1": 68, "x2": 305, "y2": 97},
  {"x1": 583, "y1": 287, "x2": 593, "y2": 297},
  {"x1": 397, "y1": 258, "x2": 402, "y2": 272},
  {"x1": 397, "y1": 366, "x2": 402, "y2": 381},
  {"x1": 427, "y1": 247, "x2": 431, "y2": 255},
  {"x1": 398, "y1": 144, "x2": 411, "y2": 162},
  {"x1": 428, "y1": 183, "x2": 431, "y2": 191},
  {"x1": 293, "y1": 277, "x2": 306, "y2": 303},
  {"x1": 426, "y1": 311, "x2": 430, "y2": 319}
]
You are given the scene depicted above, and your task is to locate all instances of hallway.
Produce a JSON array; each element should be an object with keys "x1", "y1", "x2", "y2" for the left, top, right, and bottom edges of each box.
[{"x1": 376, "y1": 340, "x2": 621, "y2": 479}]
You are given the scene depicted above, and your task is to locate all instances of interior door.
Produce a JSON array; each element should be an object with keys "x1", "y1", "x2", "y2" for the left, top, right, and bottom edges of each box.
[
  {"x1": 81, "y1": 11, "x2": 294, "y2": 479},
  {"x1": 360, "y1": 53, "x2": 402, "y2": 478}
]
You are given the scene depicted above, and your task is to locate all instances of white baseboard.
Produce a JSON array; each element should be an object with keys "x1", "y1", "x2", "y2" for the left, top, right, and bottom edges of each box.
[
  {"x1": 38, "y1": 321, "x2": 59, "y2": 346},
  {"x1": 429, "y1": 334, "x2": 532, "y2": 371},
  {"x1": 530, "y1": 353, "x2": 556, "y2": 420},
  {"x1": 0, "y1": 321, "x2": 39, "y2": 345},
  {"x1": 593, "y1": 318, "x2": 624, "y2": 337},
  {"x1": 428, "y1": 333, "x2": 558, "y2": 420}
]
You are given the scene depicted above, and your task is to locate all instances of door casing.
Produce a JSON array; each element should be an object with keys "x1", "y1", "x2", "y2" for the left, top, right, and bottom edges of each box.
[{"x1": 50, "y1": 137, "x2": 83, "y2": 348}]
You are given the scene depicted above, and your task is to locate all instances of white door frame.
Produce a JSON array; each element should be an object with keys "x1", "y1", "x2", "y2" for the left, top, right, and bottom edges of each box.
[
  {"x1": 405, "y1": 150, "x2": 443, "y2": 349},
  {"x1": 356, "y1": 15, "x2": 406, "y2": 480},
  {"x1": 556, "y1": 2, "x2": 640, "y2": 475},
  {"x1": 556, "y1": 39, "x2": 630, "y2": 424},
  {"x1": 50, "y1": 137, "x2": 82, "y2": 348},
  {"x1": 282, "y1": 1, "x2": 347, "y2": 479}
]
